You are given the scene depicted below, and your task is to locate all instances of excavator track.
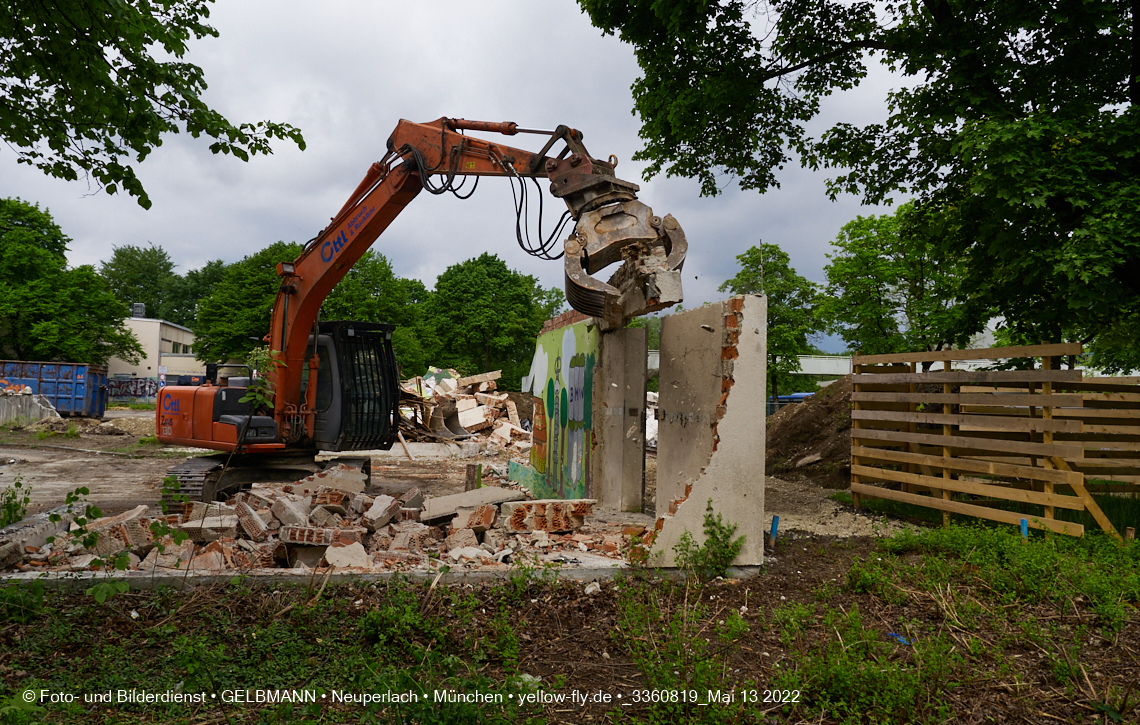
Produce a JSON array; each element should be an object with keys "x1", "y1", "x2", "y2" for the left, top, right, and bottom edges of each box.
[{"x1": 165, "y1": 455, "x2": 226, "y2": 504}]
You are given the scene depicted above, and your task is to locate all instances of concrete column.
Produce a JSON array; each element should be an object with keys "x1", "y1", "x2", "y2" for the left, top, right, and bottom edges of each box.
[{"x1": 591, "y1": 327, "x2": 647, "y2": 512}]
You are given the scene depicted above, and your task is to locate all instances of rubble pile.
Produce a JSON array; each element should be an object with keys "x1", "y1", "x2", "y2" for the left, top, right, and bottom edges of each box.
[
  {"x1": 4, "y1": 465, "x2": 614, "y2": 574},
  {"x1": 400, "y1": 367, "x2": 531, "y2": 453}
]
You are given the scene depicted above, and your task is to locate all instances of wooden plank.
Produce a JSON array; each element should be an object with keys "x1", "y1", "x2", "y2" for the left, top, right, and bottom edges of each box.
[
  {"x1": 852, "y1": 370, "x2": 1083, "y2": 385},
  {"x1": 1049, "y1": 457, "x2": 1121, "y2": 542},
  {"x1": 1084, "y1": 393, "x2": 1140, "y2": 403},
  {"x1": 852, "y1": 446, "x2": 1083, "y2": 485},
  {"x1": 852, "y1": 392, "x2": 1084, "y2": 406},
  {"x1": 961, "y1": 406, "x2": 1140, "y2": 421},
  {"x1": 850, "y1": 483, "x2": 1085, "y2": 536},
  {"x1": 853, "y1": 342, "x2": 1082, "y2": 365},
  {"x1": 1082, "y1": 424, "x2": 1140, "y2": 436},
  {"x1": 853, "y1": 466, "x2": 1087, "y2": 510},
  {"x1": 1055, "y1": 381, "x2": 1140, "y2": 393},
  {"x1": 853, "y1": 409, "x2": 1081, "y2": 433},
  {"x1": 851, "y1": 426, "x2": 1084, "y2": 458}
]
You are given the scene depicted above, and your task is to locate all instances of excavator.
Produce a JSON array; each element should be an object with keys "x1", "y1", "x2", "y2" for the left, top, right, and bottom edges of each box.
[{"x1": 156, "y1": 118, "x2": 688, "y2": 501}]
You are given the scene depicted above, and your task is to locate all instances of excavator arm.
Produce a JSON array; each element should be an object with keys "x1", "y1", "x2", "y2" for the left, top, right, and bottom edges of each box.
[{"x1": 268, "y1": 117, "x2": 687, "y2": 444}]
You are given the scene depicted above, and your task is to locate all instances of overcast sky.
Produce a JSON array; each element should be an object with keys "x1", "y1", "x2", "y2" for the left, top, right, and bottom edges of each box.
[{"x1": 0, "y1": 1, "x2": 901, "y2": 352}]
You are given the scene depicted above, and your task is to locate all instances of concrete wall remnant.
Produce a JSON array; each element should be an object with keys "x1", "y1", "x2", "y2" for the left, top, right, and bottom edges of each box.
[
  {"x1": 591, "y1": 327, "x2": 647, "y2": 511},
  {"x1": 649, "y1": 295, "x2": 766, "y2": 567},
  {"x1": 0, "y1": 393, "x2": 60, "y2": 426}
]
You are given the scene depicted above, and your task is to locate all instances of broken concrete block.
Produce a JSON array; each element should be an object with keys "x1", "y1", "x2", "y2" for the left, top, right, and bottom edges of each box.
[
  {"x1": 311, "y1": 489, "x2": 350, "y2": 514},
  {"x1": 449, "y1": 545, "x2": 487, "y2": 562},
  {"x1": 443, "y1": 528, "x2": 478, "y2": 551},
  {"x1": 279, "y1": 526, "x2": 364, "y2": 546},
  {"x1": 397, "y1": 508, "x2": 420, "y2": 522},
  {"x1": 271, "y1": 497, "x2": 309, "y2": 527},
  {"x1": 362, "y1": 495, "x2": 401, "y2": 531},
  {"x1": 181, "y1": 501, "x2": 233, "y2": 522},
  {"x1": 450, "y1": 505, "x2": 497, "y2": 534},
  {"x1": 506, "y1": 400, "x2": 521, "y2": 427},
  {"x1": 475, "y1": 392, "x2": 509, "y2": 407},
  {"x1": 420, "y1": 487, "x2": 526, "y2": 522},
  {"x1": 0, "y1": 540, "x2": 22, "y2": 568},
  {"x1": 500, "y1": 499, "x2": 595, "y2": 533},
  {"x1": 398, "y1": 487, "x2": 423, "y2": 510},
  {"x1": 179, "y1": 515, "x2": 239, "y2": 542},
  {"x1": 234, "y1": 502, "x2": 269, "y2": 542},
  {"x1": 365, "y1": 532, "x2": 392, "y2": 555},
  {"x1": 350, "y1": 493, "x2": 374, "y2": 515},
  {"x1": 455, "y1": 397, "x2": 477, "y2": 412},
  {"x1": 483, "y1": 529, "x2": 507, "y2": 551},
  {"x1": 290, "y1": 463, "x2": 366, "y2": 496},
  {"x1": 325, "y1": 541, "x2": 371, "y2": 569},
  {"x1": 372, "y1": 550, "x2": 427, "y2": 567},
  {"x1": 457, "y1": 370, "x2": 501, "y2": 388},
  {"x1": 388, "y1": 523, "x2": 436, "y2": 553},
  {"x1": 187, "y1": 548, "x2": 226, "y2": 570},
  {"x1": 231, "y1": 542, "x2": 274, "y2": 569},
  {"x1": 309, "y1": 505, "x2": 343, "y2": 528},
  {"x1": 139, "y1": 537, "x2": 196, "y2": 571},
  {"x1": 435, "y1": 377, "x2": 458, "y2": 394}
]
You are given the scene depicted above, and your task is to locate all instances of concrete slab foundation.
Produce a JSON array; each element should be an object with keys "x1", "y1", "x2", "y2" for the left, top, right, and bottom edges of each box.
[{"x1": 649, "y1": 295, "x2": 766, "y2": 567}]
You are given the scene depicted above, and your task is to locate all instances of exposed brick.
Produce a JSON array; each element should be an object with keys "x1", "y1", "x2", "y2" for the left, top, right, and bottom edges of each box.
[
  {"x1": 398, "y1": 487, "x2": 423, "y2": 509},
  {"x1": 309, "y1": 505, "x2": 343, "y2": 528},
  {"x1": 311, "y1": 489, "x2": 350, "y2": 514},
  {"x1": 234, "y1": 502, "x2": 268, "y2": 542},
  {"x1": 271, "y1": 497, "x2": 309, "y2": 527},
  {"x1": 444, "y1": 528, "x2": 478, "y2": 551},
  {"x1": 279, "y1": 525, "x2": 364, "y2": 546},
  {"x1": 449, "y1": 504, "x2": 497, "y2": 534},
  {"x1": 397, "y1": 508, "x2": 420, "y2": 522}
]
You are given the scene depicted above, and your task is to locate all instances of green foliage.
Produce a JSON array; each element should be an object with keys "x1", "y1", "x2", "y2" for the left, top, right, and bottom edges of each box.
[
  {"x1": 0, "y1": 581, "x2": 44, "y2": 624},
  {"x1": 64, "y1": 422, "x2": 79, "y2": 439},
  {"x1": 425, "y1": 253, "x2": 560, "y2": 388},
  {"x1": 821, "y1": 202, "x2": 976, "y2": 356},
  {"x1": 0, "y1": 198, "x2": 144, "y2": 364},
  {"x1": 580, "y1": 0, "x2": 1140, "y2": 372},
  {"x1": 1, "y1": 0, "x2": 305, "y2": 208},
  {"x1": 239, "y1": 349, "x2": 284, "y2": 412},
  {"x1": 321, "y1": 250, "x2": 437, "y2": 376},
  {"x1": 98, "y1": 244, "x2": 176, "y2": 320},
  {"x1": 672, "y1": 500, "x2": 746, "y2": 582},
  {"x1": 0, "y1": 475, "x2": 31, "y2": 527},
  {"x1": 193, "y1": 241, "x2": 304, "y2": 362},
  {"x1": 156, "y1": 259, "x2": 226, "y2": 328},
  {"x1": 719, "y1": 243, "x2": 821, "y2": 402},
  {"x1": 86, "y1": 580, "x2": 129, "y2": 604}
]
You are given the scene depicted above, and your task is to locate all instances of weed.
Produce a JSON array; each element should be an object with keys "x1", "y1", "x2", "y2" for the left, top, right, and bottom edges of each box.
[
  {"x1": 672, "y1": 499, "x2": 745, "y2": 582},
  {"x1": 64, "y1": 422, "x2": 79, "y2": 438},
  {"x1": 0, "y1": 474, "x2": 31, "y2": 527},
  {"x1": 137, "y1": 435, "x2": 159, "y2": 445},
  {"x1": 0, "y1": 580, "x2": 45, "y2": 623},
  {"x1": 35, "y1": 429, "x2": 55, "y2": 440}
]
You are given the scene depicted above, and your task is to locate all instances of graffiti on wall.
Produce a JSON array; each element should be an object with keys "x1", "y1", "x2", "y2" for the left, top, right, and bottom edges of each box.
[
  {"x1": 517, "y1": 320, "x2": 598, "y2": 499},
  {"x1": 107, "y1": 377, "x2": 161, "y2": 399}
]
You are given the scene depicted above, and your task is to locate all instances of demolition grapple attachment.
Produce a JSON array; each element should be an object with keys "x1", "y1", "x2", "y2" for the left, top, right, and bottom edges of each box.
[{"x1": 541, "y1": 138, "x2": 687, "y2": 329}]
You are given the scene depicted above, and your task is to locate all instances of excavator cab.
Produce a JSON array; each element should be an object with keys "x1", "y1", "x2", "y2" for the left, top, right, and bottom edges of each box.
[{"x1": 301, "y1": 321, "x2": 401, "y2": 452}]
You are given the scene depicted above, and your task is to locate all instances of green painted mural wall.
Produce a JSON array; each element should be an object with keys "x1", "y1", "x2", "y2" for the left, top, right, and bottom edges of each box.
[{"x1": 520, "y1": 319, "x2": 599, "y2": 499}]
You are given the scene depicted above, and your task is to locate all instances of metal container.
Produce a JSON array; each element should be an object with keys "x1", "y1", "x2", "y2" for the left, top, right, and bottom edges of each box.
[{"x1": 0, "y1": 360, "x2": 108, "y2": 417}]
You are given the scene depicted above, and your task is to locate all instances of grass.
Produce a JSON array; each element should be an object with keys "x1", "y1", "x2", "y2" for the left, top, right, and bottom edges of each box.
[
  {"x1": 0, "y1": 524, "x2": 1136, "y2": 724},
  {"x1": 833, "y1": 484, "x2": 1140, "y2": 538}
]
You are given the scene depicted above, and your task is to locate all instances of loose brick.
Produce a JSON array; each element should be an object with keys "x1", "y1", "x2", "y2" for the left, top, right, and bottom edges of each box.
[
  {"x1": 271, "y1": 497, "x2": 309, "y2": 527},
  {"x1": 449, "y1": 504, "x2": 497, "y2": 534},
  {"x1": 362, "y1": 495, "x2": 401, "y2": 531},
  {"x1": 234, "y1": 502, "x2": 269, "y2": 542},
  {"x1": 398, "y1": 487, "x2": 423, "y2": 510},
  {"x1": 443, "y1": 528, "x2": 478, "y2": 551}
]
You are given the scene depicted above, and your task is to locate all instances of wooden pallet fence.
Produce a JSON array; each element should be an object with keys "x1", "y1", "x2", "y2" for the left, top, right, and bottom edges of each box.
[{"x1": 850, "y1": 343, "x2": 1136, "y2": 541}]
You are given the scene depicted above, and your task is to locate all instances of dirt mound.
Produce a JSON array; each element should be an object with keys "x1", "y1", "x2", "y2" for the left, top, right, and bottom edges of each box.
[{"x1": 766, "y1": 375, "x2": 852, "y2": 488}]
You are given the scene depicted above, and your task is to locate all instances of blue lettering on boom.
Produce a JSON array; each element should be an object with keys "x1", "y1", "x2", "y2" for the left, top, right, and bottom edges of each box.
[{"x1": 320, "y1": 230, "x2": 348, "y2": 263}]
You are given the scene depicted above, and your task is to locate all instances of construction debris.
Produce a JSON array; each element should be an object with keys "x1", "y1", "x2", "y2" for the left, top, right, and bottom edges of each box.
[
  {"x1": 3, "y1": 478, "x2": 604, "y2": 574},
  {"x1": 398, "y1": 367, "x2": 532, "y2": 453}
]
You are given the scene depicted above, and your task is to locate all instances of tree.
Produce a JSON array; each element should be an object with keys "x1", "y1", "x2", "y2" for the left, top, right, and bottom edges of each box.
[
  {"x1": 157, "y1": 259, "x2": 226, "y2": 328},
  {"x1": 580, "y1": 1, "x2": 1139, "y2": 363},
  {"x1": 321, "y1": 250, "x2": 438, "y2": 376},
  {"x1": 1, "y1": 0, "x2": 305, "y2": 208},
  {"x1": 0, "y1": 198, "x2": 142, "y2": 364},
  {"x1": 424, "y1": 253, "x2": 552, "y2": 388},
  {"x1": 99, "y1": 243, "x2": 176, "y2": 319},
  {"x1": 719, "y1": 244, "x2": 821, "y2": 405},
  {"x1": 820, "y1": 202, "x2": 976, "y2": 357},
  {"x1": 193, "y1": 242, "x2": 303, "y2": 362}
]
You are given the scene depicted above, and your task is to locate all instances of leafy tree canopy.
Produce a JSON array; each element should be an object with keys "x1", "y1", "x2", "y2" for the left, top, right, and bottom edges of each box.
[
  {"x1": 719, "y1": 243, "x2": 821, "y2": 402},
  {"x1": 581, "y1": 0, "x2": 1139, "y2": 364},
  {"x1": 0, "y1": 198, "x2": 142, "y2": 364},
  {"x1": 193, "y1": 241, "x2": 303, "y2": 363},
  {"x1": 322, "y1": 250, "x2": 437, "y2": 376},
  {"x1": 820, "y1": 202, "x2": 976, "y2": 356},
  {"x1": 1, "y1": 0, "x2": 305, "y2": 208},
  {"x1": 425, "y1": 253, "x2": 561, "y2": 389},
  {"x1": 99, "y1": 243, "x2": 176, "y2": 320},
  {"x1": 157, "y1": 258, "x2": 226, "y2": 328}
]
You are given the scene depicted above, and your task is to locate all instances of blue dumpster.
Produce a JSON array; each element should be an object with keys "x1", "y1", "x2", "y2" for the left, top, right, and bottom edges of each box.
[{"x1": 0, "y1": 360, "x2": 108, "y2": 417}]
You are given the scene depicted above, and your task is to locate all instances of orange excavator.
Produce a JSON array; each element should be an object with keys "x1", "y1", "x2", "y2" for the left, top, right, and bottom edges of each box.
[{"x1": 156, "y1": 118, "x2": 687, "y2": 500}]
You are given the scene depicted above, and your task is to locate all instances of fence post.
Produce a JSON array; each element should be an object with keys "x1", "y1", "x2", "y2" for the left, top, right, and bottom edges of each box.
[{"x1": 942, "y1": 359, "x2": 952, "y2": 528}]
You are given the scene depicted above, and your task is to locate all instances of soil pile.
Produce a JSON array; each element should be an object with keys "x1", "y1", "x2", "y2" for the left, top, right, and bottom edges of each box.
[{"x1": 765, "y1": 375, "x2": 852, "y2": 488}]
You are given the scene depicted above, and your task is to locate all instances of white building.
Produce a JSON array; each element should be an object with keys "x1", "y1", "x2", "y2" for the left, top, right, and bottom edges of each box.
[{"x1": 106, "y1": 316, "x2": 205, "y2": 400}]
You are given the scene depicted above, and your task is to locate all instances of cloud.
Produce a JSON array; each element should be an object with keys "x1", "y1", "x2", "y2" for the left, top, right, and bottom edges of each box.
[{"x1": 0, "y1": 2, "x2": 906, "y2": 352}]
